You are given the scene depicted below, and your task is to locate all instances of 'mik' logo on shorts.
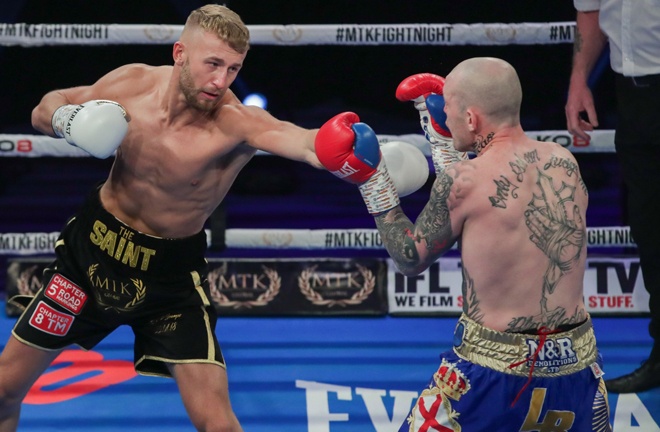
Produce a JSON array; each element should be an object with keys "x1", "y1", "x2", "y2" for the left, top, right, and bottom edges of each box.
[{"x1": 524, "y1": 337, "x2": 578, "y2": 371}]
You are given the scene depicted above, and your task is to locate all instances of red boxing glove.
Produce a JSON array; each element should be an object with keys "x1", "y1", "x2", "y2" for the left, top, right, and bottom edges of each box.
[
  {"x1": 314, "y1": 112, "x2": 381, "y2": 184},
  {"x1": 315, "y1": 112, "x2": 400, "y2": 214},
  {"x1": 396, "y1": 73, "x2": 451, "y2": 139},
  {"x1": 396, "y1": 73, "x2": 468, "y2": 172}
]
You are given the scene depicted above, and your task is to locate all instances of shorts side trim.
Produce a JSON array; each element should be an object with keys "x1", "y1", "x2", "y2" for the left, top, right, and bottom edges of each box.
[
  {"x1": 135, "y1": 356, "x2": 227, "y2": 378},
  {"x1": 192, "y1": 271, "x2": 210, "y2": 306},
  {"x1": 10, "y1": 332, "x2": 88, "y2": 353},
  {"x1": 10, "y1": 331, "x2": 63, "y2": 352},
  {"x1": 201, "y1": 305, "x2": 215, "y2": 360}
]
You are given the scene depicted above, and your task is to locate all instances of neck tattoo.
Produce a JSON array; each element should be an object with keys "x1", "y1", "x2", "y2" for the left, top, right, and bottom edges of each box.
[{"x1": 473, "y1": 132, "x2": 495, "y2": 155}]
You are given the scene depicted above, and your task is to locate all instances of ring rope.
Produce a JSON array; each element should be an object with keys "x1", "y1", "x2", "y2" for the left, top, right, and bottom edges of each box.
[
  {"x1": 0, "y1": 22, "x2": 577, "y2": 47},
  {"x1": 0, "y1": 226, "x2": 635, "y2": 255},
  {"x1": 0, "y1": 130, "x2": 614, "y2": 158},
  {"x1": 0, "y1": 21, "x2": 623, "y2": 258}
]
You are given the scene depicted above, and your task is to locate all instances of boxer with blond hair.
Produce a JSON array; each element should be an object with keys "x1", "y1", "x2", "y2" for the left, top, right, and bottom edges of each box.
[{"x1": 0, "y1": 5, "x2": 320, "y2": 431}]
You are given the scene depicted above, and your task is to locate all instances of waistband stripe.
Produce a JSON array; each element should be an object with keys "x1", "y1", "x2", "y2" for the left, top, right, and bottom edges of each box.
[
  {"x1": 77, "y1": 186, "x2": 207, "y2": 276},
  {"x1": 453, "y1": 315, "x2": 598, "y2": 377}
]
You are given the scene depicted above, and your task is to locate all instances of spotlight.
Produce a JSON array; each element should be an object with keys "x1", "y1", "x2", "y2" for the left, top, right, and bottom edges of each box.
[{"x1": 242, "y1": 93, "x2": 268, "y2": 109}]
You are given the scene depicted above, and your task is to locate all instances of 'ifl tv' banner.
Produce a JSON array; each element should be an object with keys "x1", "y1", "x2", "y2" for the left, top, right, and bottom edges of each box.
[{"x1": 386, "y1": 256, "x2": 650, "y2": 316}]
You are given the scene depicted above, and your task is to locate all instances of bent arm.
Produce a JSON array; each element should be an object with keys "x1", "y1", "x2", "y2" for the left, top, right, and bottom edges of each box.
[
  {"x1": 31, "y1": 64, "x2": 139, "y2": 136},
  {"x1": 565, "y1": 10, "x2": 608, "y2": 140},
  {"x1": 374, "y1": 168, "x2": 462, "y2": 276},
  {"x1": 32, "y1": 88, "x2": 84, "y2": 137}
]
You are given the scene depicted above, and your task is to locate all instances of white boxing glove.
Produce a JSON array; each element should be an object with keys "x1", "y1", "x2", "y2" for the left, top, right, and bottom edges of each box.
[
  {"x1": 379, "y1": 140, "x2": 429, "y2": 197},
  {"x1": 396, "y1": 73, "x2": 468, "y2": 173},
  {"x1": 51, "y1": 100, "x2": 129, "y2": 159}
]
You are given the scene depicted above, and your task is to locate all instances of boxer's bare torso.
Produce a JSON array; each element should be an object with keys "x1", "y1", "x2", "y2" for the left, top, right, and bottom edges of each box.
[
  {"x1": 32, "y1": 35, "x2": 320, "y2": 239},
  {"x1": 98, "y1": 64, "x2": 258, "y2": 238},
  {"x1": 453, "y1": 136, "x2": 588, "y2": 332},
  {"x1": 377, "y1": 133, "x2": 589, "y2": 333}
]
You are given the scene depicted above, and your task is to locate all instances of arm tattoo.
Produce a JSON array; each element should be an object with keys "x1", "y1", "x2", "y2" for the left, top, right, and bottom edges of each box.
[
  {"x1": 573, "y1": 28, "x2": 583, "y2": 56},
  {"x1": 416, "y1": 171, "x2": 454, "y2": 254},
  {"x1": 374, "y1": 208, "x2": 421, "y2": 272},
  {"x1": 375, "y1": 171, "x2": 455, "y2": 274}
]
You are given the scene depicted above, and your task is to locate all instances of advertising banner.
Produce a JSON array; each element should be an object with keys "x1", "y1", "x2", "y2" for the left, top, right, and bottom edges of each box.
[
  {"x1": 207, "y1": 258, "x2": 387, "y2": 315},
  {"x1": 4, "y1": 256, "x2": 647, "y2": 317},
  {"x1": 387, "y1": 256, "x2": 650, "y2": 316},
  {"x1": 4, "y1": 257, "x2": 388, "y2": 317}
]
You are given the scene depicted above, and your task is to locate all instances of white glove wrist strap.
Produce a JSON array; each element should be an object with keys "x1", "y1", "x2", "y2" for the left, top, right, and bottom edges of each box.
[
  {"x1": 51, "y1": 104, "x2": 80, "y2": 139},
  {"x1": 414, "y1": 108, "x2": 469, "y2": 172},
  {"x1": 358, "y1": 162, "x2": 400, "y2": 214},
  {"x1": 429, "y1": 137, "x2": 469, "y2": 173}
]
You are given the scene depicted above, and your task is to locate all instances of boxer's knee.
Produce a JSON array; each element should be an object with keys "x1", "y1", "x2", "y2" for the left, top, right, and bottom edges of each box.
[
  {"x1": 189, "y1": 412, "x2": 242, "y2": 432},
  {"x1": 0, "y1": 384, "x2": 23, "y2": 427}
]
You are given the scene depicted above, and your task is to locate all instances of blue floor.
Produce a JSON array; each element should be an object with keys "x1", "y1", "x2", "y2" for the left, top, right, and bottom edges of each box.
[{"x1": 1, "y1": 305, "x2": 658, "y2": 431}]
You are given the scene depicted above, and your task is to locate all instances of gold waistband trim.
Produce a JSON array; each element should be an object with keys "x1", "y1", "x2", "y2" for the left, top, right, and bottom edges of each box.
[{"x1": 452, "y1": 314, "x2": 598, "y2": 377}]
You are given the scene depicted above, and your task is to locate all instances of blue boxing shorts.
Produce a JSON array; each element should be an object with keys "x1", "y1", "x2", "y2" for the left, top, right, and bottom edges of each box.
[{"x1": 399, "y1": 315, "x2": 611, "y2": 432}]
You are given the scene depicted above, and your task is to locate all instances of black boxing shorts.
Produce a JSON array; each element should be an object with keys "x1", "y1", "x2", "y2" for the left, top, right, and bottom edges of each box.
[{"x1": 10, "y1": 185, "x2": 225, "y2": 378}]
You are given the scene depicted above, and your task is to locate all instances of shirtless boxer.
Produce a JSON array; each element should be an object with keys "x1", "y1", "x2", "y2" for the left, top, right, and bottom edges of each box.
[
  {"x1": 315, "y1": 57, "x2": 612, "y2": 431},
  {"x1": 0, "y1": 5, "x2": 322, "y2": 431}
]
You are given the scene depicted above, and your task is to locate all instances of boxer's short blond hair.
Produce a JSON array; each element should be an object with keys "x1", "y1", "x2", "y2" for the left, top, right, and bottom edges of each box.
[{"x1": 184, "y1": 4, "x2": 250, "y2": 54}]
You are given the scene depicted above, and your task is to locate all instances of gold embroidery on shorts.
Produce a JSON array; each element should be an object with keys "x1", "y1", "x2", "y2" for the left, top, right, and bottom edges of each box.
[
  {"x1": 87, "y1": 263, "x2": 147, "y2": 312},
  {"x1": 150, "y1": 313, "x2": 181, "y2": 334},
  {"x1": 89, "y1": 220, "x2": 156, "y2": 271}
]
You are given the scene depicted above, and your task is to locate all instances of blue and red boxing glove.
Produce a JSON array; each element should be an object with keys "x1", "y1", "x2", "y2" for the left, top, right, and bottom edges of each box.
[
  {"x1": 315, "y1": 112, "x2": 400, "y2": 214},
  {"x1": 314, "y1": 111, "x2": 380, "y2": 183},
  {"x1": 396, "y1": 73, "x2": 468, "y2": 172},
  {"x1": 396, "y1": 73, "x2": 450, "y2": 139}
]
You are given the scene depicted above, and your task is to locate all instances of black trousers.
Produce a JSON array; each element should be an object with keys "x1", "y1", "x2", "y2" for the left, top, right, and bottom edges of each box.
[{"x1": 614, "y1": 73, "x2": 660, "y2": 354}]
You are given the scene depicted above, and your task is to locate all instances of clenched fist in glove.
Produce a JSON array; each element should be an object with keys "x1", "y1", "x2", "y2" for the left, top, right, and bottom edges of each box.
[
  {"x1": 315, "y1": 112, "x2": 400, "y2": 214},
  {"x1": 396, "y1": 73, "x2": 468, "y2": 173},
  {"x1": 315, "y1": 112, "x2": 429, "y2": 214},
  {"x1": 51, "y1": 100, "x2": 129, "y2": 159}
]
